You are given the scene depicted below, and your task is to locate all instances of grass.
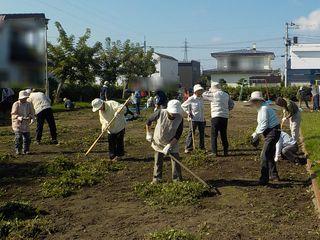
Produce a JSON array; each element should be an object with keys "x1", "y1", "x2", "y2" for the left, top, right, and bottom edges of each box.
[
  {"x1": 147, "y1": 229, "x2": 198, "y2": 240},
  {"x1": 51, "y1": 101, "x2": 91, "y2": 113},
  {"x1": 39, "y1": 156, "x2": 125, "y2": 198},
  {"x1": 184, "y1": 149, "x2": 210, "y2": 167},
  {"x1": 0, "y1": 201, "x2": 52, "y2": 239},
  {"x1": 134, "y1": 181, "x2": 209, "y2": 206}
]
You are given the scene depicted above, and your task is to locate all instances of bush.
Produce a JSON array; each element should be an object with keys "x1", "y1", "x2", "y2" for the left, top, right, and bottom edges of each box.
[
  {"x1": 134, "y1": 181, "x2": 209, "y2": 206},
  {"x1": 148, "y1": 229, "x2": 198, "y2": 240}
]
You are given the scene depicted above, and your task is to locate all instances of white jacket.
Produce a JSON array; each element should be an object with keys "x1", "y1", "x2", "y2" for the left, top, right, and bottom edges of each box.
[
  {"x1": 28, "y1": 92, "x2": 52, "y2": 115},
  {"x1": 203, "y1": 90, "x2": 234, "y2": 119}
]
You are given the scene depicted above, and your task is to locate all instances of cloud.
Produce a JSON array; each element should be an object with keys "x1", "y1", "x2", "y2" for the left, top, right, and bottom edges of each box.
[{"x1": 295, "y1": 9, "x2": 320, "y2": 31}]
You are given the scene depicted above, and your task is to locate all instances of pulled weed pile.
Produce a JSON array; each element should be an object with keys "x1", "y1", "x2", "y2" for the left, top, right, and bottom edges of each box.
[
  {"x1": 134, "y1": 181, "x2": 209, "y2": 206},
  {"x1": 184, "y1": 149, "x2": 210, "y2": 167},
  {"x1": 147, "y1": 229, "x2": 198, "y2": 240},
  {"x1": 0, "y1": 201, "x2": 52, "y2": 239},
  {"x1": 39, "y1": 156, "x2": 125, "y2": 198}
]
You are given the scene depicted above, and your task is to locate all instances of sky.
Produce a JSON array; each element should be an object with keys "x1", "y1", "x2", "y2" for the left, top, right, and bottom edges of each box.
[{"x1": 1, "y1": 0, "x2": 320, "y2": 70}]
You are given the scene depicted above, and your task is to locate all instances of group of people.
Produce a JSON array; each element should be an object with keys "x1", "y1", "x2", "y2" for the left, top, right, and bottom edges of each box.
[{"x1": 297, "y1": 84, "x2": 320, "y2": 111}]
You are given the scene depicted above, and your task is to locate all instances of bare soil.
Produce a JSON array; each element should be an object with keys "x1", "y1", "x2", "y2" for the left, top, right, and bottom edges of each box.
[{"x1": 0, "y1": 103, "x2": 319, "y2": 240}]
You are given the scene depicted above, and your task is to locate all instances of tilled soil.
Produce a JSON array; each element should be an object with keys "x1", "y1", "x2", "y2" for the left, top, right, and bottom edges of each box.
[{"x1": 0, "y1": 103, "x2": 319, "y2": 240}]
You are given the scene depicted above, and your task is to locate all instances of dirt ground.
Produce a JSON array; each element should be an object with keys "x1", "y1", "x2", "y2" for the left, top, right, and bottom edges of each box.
[{"x1": 0, "y1": 103, "x2": 320, "y2": 240}]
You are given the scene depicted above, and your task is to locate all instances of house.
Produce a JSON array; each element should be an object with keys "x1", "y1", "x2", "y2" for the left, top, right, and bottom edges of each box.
[
  {"x1": 289, "y1": 43, "x2": 320, "y2": 85},
  {"x1": 0, "y1": 13, "x2": 47, "y2": 88},
  {"x1": 205, "y1": 45, "x2": 281, "y2": 86},
  {"x1": 178, "y1": 60, "x2": 200, "y2": 90},
  {"x1": 148, "y1": 52, "x2": 179, "y2": 90}
]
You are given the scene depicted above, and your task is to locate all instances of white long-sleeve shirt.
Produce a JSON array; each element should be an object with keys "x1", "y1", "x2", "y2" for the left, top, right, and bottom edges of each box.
[
  {"x1": 202, "y1": 90, "x2": 234, "y2": 119},
  {"x1": 275, "y1": 131, "x2": 297, "y2": 162},
  {"x1": 253, "y1": 103, "x2": 279, "y2": 136},
  {"x1": 181, "y1": 95, "x2": 205, "y2": 122},
  {"x1": 28, "y1": 92, "x2": 51, "y2": 115}
]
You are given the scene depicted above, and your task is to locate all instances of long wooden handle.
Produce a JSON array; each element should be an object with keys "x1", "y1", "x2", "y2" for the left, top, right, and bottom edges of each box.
[{"x1": 85, "y1": 97, "x2": 131, "y2": 156}]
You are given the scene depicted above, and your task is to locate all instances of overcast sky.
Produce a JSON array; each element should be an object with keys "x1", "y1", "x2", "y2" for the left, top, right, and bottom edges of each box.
[{"x1": 2, "y1": 0, "x2": 320, "y2": 70}]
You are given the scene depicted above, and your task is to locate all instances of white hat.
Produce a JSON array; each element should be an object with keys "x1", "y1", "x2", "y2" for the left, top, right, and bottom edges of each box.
[
  {"x1": 193, "y1": 84, "x2": 203, "y2": 93},
  {"x1": 18, "y1": 90, "x2": 29, "y2": 100},
  {"x1": 167, "y1": 99, "x2": 183, "y2": 115},
  {"x1": 210, "y1": 82, "x2": 221, "y2": 91},
  {"x1": 63, "y1": 98, "x2": 67, "y2": 102},
  {"x1": 249, "y1": 91, "x2": 265, "y2": 102},
  {"x1": 103, "y1": 81, "x2": 108, "y2": 86},
  {"x1": 91, "y1": 98, "x2": 104, "y2": 112},
  {"x1": 25, "y1": 89, "x2": 32, "y2": 95}
]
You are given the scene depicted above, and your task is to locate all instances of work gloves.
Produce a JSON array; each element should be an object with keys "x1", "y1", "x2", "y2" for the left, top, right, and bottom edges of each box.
[
  {"x1": 17, "y1": 116, "x2": 23, "y2": 121},
  {"x1": 162, "y1": 144, "x2": 171, "y2": 156},
  {"x1": 251, "y1": 133, "x2": 259, "y2": 147},
  {"x1": 30, "y1": 118, "x2": 35, "y2": 125},
  {"x1": 146, "y1": 132, "x2": 153, "y2": 142}
]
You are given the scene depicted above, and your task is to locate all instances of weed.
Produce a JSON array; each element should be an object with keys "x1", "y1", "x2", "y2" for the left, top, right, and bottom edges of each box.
[
  {"x1": 184, "y1": 149, "x2": 209, "y2": 167},
  {"x1": 147, "y1": 229, "x2": 198, "y2": 240},
  {"x1": 0, "y1": 153, "x2": 11, "y2": 163},
  {"x1": 134, "y1": 181, "x2": 209, "y2": 206},
  {"x1": 0, "y1": 201, "x2": 44, "y2": 221}
]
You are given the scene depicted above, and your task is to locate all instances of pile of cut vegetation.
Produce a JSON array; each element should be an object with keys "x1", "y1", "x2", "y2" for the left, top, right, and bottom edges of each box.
[
  {"x1": 184, "y1": 149, "x2": 210, "y2": 167},
  {"x1": 0, "y1": 201, "x2": 52, "y2": 239},
  {"x1": 134, "y1": 181, "x2": 209, "y2": 206}
]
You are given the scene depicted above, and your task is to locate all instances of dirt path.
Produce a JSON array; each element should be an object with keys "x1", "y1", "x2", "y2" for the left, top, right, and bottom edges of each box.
[{"x1": 0, "y1": 103, "x2": 319, "y2": 239}]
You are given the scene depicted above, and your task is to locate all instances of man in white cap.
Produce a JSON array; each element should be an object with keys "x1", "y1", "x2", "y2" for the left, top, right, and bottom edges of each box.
[
  {"x1": 11, "y1": 91, "x2": 35, "y2": 155},
  {"x1": 203, "y1": 82, "x2": 234, "y2": 156},
  {"x1": 250, "y1": 91, "x2": 280, "y2": 185},
  {"x1": 91, "y1": 98, "x2": 127, "y2": 161},
  {"x1": 181, "y1": 84, "x2": 205, "y2": 153},
  {"x1": 145, "y1": 99, "x2": 184, "y2": 183}
]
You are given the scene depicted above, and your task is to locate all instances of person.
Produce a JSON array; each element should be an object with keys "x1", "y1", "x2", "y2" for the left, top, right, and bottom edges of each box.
[
  {"x1": 275, "y1": 131, "x2": 306, "y2": 165},
  {"x1": 203, "y1": 82, "x2": 234, "y2": 156},
  {"x1": 132, "y1": 90, "x2": 141, "y2": 115},
  {"x1": 297, "y1": 86, "x2": 310, "y2": 109},
  {"x1": 250, "y1": 91, "x2": 281, "y2": 185},
  {"x1": 11, "y1": 91, "x2": 35, "y2": 155},
  {"x1": 63, "y1": 98, "x2": 75, "y2": 110},
  {"x1": 275, "y1": 97, "x2": 301, "y2": 142},
  {"x1": 182, "y1": 84, "x2": 205, "y2": 153},
  {"x1": 146, "y1": 96, "x2": 154, "y2": 109},
  {"x1": 311, "y1": 84, "x2": 319, "y2": 111},
  {"x1": 26, "y1": 89, "x2": 58, "y2": 145},
  {"x1": 154, "y1": 90, "x2": 168, "y2": 111},
  {"x1": 100, "y1": 81, "x2": 108, "y2": 101},
  {"x1": 91, "y1": 98, "x2": 127, "y2": 161},
  {"x1": 145, "y1": 100, "x2": 184, "y2": 183}
]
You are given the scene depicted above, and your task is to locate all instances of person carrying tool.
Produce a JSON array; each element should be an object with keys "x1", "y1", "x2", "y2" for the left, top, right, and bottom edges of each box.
[
  {"x1": 91, "y1": 98, "x2": 127, "y2": 161},
  {"x1": 275, "y1": 97, "x2": 301, "y2": 142},
  {"x1": 11, "y1": 91, "x2": 35, "y2": 155},
  {"x1": 182, "y1": 84, "x2": 205, "y2": 153},
  {"x1": 145, "y1": 99, "x2": 184, "y2": 184},
  {"x1": 203, "y1": 82, "x2": 234, "y2": 157},
  {"x1": 250, "y1": 91, "x2": 281, "y2": 185},
  {"x1": 275, "y1": 131, "x2": 306, "y2": 165}
]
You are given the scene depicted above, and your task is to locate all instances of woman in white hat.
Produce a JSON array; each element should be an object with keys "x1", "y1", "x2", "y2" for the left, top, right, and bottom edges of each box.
[
  {"x1": 145, "y1": 99, "x2": 184, "y2": 183},
  {"x1": 91, "y1": 98, "x2": 127, "y2": 161},
  {"x1": 11, "y1": 90, "x2": 35, "y2": 155},
  {"x1": 181, "y1": 84, "x2": 205, "y2": 153},
  {"x1": 250, "y1": 91, "x2": 280, "y2": 185}
]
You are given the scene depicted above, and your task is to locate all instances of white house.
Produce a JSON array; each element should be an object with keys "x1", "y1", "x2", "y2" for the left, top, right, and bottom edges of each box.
[
  {"x1": 148, "y1": 52, "x2": 179, "y2": 90},
  {"x1": 205, "y1": 45, "x2": 280, "y2": 86},
  {"x1": 0, "y1": 13, "x2": 47, "y2": 88}
]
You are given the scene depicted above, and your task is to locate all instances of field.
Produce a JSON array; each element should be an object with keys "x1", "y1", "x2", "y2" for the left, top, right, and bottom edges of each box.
[{"x1": 0, "y1": 103, "x2": 319, "y2": 240}]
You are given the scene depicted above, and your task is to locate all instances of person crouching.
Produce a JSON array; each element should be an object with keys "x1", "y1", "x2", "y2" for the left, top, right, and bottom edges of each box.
[
  {"x1": 249, "y1": 91, "x2": 281, "y2": 185},
  {"x1": 145, "y1": 100, "x2": 184, "y2": 184},
  {"x1": 91, "y1": 98, "x2": 127, "y2": 161},
  {"x1": 11, "y1": 91, "x2": 35, "y2": 155}
]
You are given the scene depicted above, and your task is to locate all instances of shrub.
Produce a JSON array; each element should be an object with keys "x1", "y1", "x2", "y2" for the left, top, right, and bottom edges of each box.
[{"x1": 148, "y1": 229, "x2": 198, "y2": 240}]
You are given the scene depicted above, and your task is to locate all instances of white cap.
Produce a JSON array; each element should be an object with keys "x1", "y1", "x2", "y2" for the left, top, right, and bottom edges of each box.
[
  {"x1": 25, "y1": 89, "x2": 32, "y2": 95},
  {"x1": 63, "y1": 98, "x2": 67, "y2": 102},
  {"x1": 167, "y1": 99, "x2": 183, "y2": 115},
  {"x1": 18, "y1": 90, "x2": 29, "y2": 100},
  {"x1": 91, "y1": 98, "x2": 104, "y2": 112},
  {"x1": 249, "y1": 91, "x2": 265, "y2": 102},
  {"x1": 193, "y1": 84, "x2": 203, "y2": 93},
  {"x1": 103, "y1": 81, "x2": 108, "y2": 86}
]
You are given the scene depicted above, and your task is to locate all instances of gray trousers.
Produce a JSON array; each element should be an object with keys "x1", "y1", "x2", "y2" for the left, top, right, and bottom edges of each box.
[
  {"x1": 14, "y1": 132, "x2": 31, "y2": 153},
  {"x1": 282, "y1": 143, "x2": 299, "y2": 162},
  {"x1": 185, "y1": 121, "x2": 205, "y2": 150},
  {"x1": 153, "y1": 152, "x2": 182, "y2": 181},
  {"x1": 290, "y1": 112, "x2": 301, "y2": 142}
]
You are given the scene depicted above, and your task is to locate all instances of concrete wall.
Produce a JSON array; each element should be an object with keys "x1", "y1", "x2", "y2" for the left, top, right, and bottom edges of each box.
[
  {"x1": 291, "y1": 44, "x2": 320, "y2": 69},
  {"x1": 211, "y1": 72, "x2": 272, "y2": 86},
  {"x1": 216, "y1": 55, "x2": 272, "y2": 71}
]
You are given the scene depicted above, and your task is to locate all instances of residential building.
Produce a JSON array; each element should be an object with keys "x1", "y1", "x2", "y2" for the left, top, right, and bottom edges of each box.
[
  {"x1": 178, "y1": 60, "x2": 200, "y2": 90},
  {"x1": 205, "y1": 45, "x2": 281, "y2": 86},
  {"x1": 0, "y1": 13, "x2": 47, "y2": 88}
]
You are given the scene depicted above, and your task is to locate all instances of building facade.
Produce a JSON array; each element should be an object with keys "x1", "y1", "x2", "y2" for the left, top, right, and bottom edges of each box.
[{"x1": 178, "y1": 60, "x2": 200, "y2": 90}]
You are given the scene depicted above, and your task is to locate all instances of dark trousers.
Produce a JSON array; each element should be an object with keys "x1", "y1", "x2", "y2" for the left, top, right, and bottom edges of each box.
[
  {"x1": 135, "y1": 101, "x2": 140, "y2": 114},
  {"x1": 282, "y1": 143, "x2": 299, "y2": 162},
  {"x1": 211, "y1": 117, "x2": 228, "y2": 154},
  {"x1": 260, "y1": 127, "x2": 281, "y2": 183},
  {"x1": 313, "y1": 95, "x2": 319, "y2": 111},
  {"x1": 36, "y1": 108, "x2": 57, "y2": 142},
  {"x1": 108, "y1": 128, "x2": 125, "y2": 159},
  {"x1": 185, "y1": 121, "x2": 205, "y2": 150}
]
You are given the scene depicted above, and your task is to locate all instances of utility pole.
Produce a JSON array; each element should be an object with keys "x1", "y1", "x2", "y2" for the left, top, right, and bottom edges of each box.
[
  {"x1": 143, "y1": 36, "x2": 147, "y2": 53},
  {"x1": 284, "y1": 22, "x2": 289, "y2": 87},
  {"x1": 45, "y1": 18, "x2": 49, "y2": 97},
  {"x1": 183, "y1": 38, "x2": 188, "y2": 62}
]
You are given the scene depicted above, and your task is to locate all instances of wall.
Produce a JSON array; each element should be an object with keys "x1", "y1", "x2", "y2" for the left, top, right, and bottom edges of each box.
[
  {"x1": 291, "y1": 44, "x2": 320, "y2": 69},
  {"x1": 216, "y1": 55, "x2": 272, "y2": 71},
  {"x1": 211, "y1": 72, "x2": 270, "y2": 86}
]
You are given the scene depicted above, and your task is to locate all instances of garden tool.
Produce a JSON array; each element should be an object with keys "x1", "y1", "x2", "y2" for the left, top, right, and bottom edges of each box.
[{"x1": 85, "y1": 97, "x2": 131, "y2": 156}]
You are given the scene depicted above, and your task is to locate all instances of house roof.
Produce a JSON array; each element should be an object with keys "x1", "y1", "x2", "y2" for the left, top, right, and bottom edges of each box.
[
  {"x1": 203, "y1": 69, "x2": 276, "y2": 75},
  {"x1": 154, "y1": 52, "x2": 178, "y2": 61},
  {"x1": 178, "y1": 60, "x2": 200, "y2": 66},
  {"x1": 0, "y1": 13, "x2": 46, "y2": 20},
  {"x1": 211, "y1": 49, "x2": 275, "y2": 58}
]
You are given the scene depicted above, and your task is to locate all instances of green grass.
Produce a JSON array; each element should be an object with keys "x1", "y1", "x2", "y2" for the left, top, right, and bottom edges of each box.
[
  {"x1": 134, "y1": 181, "x2": 209, "y2": 206},
  {"x1": 184, "y1": 149, "x2": 210, "y2": 167},
  {"x1": 147, "y1": 229, "x2": 198, "y2": 240},
  {"x1": 51, "y1": 101, "x2": 91, "y2": 113}
]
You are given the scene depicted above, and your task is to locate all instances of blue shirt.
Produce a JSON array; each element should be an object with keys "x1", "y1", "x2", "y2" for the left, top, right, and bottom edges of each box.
[{"x1": 254, "y1": 103, "x2": 279, "y2": 135}]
